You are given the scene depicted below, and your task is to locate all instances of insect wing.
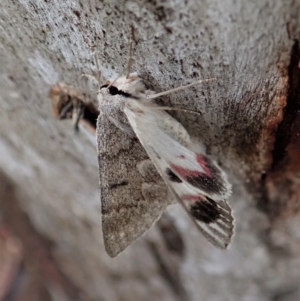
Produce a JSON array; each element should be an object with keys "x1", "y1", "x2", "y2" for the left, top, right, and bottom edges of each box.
[
  {"x1": 124, "y1": 101, "x2": 234, "y2": 248},
  {"x1": 97, "y1": 111, "x2": 171, "y2": 257}
]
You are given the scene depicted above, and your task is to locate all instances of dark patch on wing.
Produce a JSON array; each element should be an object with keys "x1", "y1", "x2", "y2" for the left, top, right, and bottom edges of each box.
[
  {"x1": 109, "y1": 180, "x2": 129, "y2": 189},
  {"x1": 190, "y1": 198, "x2": 221, "y2": 224},
  {"x1": 166, "y1": 168, "x2": 182, "y2": 183},
  {"x1": 171, "y1": 156, "x2": 227, "y2": 195},
  {"x1": 186, "y1": 173, "x2": 225, "y2": 195}
]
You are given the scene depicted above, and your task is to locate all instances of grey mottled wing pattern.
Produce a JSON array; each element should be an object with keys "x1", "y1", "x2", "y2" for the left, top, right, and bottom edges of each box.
[{"x1": 97, "y1": 111, "x2": 172, "y2": 257}]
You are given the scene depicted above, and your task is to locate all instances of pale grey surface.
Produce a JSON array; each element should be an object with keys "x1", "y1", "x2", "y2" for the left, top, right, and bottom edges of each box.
[{"x1": 0, "y1": 0, "x2": 299, "y2": 300}]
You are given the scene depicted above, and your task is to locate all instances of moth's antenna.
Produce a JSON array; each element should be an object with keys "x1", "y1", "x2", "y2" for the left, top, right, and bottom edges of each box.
[
  {"x1": 108, "y1": 27, "x2": 136, "y2": 87},
  {"x1": 83, "y1": 37, "x2": 102, "y2": 89},
  {"x1": 126, "y1": 26, "x2": 136, "y2": 78},
  {"x1": 93, "y1": 49, "x2": 102, "y2": 88},
  {"x1": 146, "y1": 78, "x2": 217, "y2": 100}
]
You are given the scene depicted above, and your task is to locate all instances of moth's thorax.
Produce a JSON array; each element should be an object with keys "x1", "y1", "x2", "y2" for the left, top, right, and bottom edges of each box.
[
  {"x1": 110, "y1": 73, "x2": 147, "y2": 95},
  {"x1": 97, "y1": 73, "x2": 148, "y2": 111},
  {"x1": 97, "y1": 73, "x2": 149, "y2": 135}
]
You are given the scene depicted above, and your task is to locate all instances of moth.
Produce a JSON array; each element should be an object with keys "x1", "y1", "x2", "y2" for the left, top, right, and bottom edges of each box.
[
  {"x1": 97, "y1": 69, "x2": 234, "y2": 258},
  {"x1": 49, "y1": 82, "x2": 99, "y2": 133}
]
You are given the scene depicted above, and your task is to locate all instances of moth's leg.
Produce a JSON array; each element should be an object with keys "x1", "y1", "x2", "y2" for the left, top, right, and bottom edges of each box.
[{"x1": 145, "y1": 78, "x2": 216, "y2": 100}]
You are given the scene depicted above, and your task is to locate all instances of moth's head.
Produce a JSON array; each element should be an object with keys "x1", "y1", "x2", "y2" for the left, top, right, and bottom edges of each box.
[{"x1": 98, "y1": 72, "x2": 146, "y2": 98}]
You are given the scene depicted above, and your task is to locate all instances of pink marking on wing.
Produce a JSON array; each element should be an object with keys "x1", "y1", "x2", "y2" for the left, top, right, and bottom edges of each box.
[
  {"x1": 170, "y1": 154, "x2": 212, "y2": 180},
  {"x1": 181, "y1": 194, "x2": 204, "y2": 202},
  {"x1": 170, "y1": 164, "x2": 202, "y2": 179},
  {"x1": 196, "y1": 154, "x2": 211, "y2": 176}
]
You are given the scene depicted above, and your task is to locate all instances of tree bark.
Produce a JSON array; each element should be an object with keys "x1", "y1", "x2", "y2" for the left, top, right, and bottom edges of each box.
[{"x1": 0, "y1": 0, "x2": 299, "y2": 300}]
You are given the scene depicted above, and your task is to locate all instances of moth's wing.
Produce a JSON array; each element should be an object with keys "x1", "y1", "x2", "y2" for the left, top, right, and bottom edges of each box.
[
  {"x1": 124, "y1": 104, "x2": 234, "y2": 249},
  {"x1": 97, "y1": 111, "x2": 171, "y2": 257}
]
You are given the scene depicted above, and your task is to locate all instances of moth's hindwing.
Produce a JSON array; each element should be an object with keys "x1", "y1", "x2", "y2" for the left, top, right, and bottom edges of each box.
[{"x1": 123, "y1": 96, "x2": 235, "y2": 249}]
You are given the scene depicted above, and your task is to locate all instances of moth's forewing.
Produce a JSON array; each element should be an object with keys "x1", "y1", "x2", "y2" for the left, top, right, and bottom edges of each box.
[{"x1": 97, "y1": 111, "x2": 172, "y2": 257}]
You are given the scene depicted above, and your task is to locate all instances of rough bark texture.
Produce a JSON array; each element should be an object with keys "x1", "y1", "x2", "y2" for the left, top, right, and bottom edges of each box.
[{"x1": 0, "y1": 0, "x2": 299, "y2": 300}]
